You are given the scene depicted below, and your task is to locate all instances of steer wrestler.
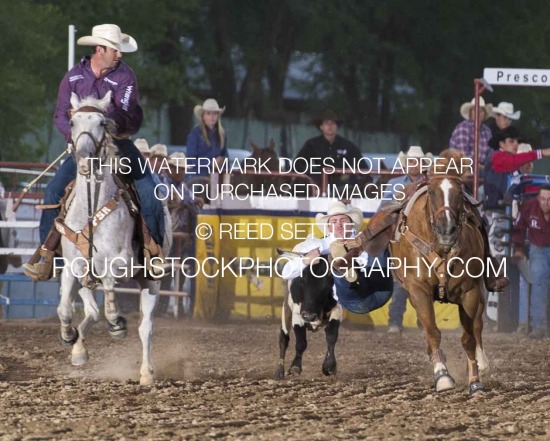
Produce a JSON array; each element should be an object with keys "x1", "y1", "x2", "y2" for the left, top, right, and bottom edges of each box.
[{"x1": 281, "y1": 201, "x2": 392, "y2": 314}]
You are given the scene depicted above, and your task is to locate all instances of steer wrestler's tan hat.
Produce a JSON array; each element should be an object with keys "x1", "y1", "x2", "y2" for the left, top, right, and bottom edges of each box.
[
  {"x1": 77, "y1": 24, "x2": 138, "y2": 53},
  {"x1": 315, "y1": 201, "x2": 363, "y2": 234}
]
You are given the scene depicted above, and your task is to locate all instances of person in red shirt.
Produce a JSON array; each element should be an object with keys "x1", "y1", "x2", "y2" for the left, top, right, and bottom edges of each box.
[
  {"x1": 512, "y1": 185, "x2": 550, "y2": 339},
  {"x1": 483, "y1": 127, "x2": 550, "y2": 212}
]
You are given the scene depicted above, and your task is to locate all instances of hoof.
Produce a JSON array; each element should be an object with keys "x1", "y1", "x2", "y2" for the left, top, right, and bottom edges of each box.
[
  {"x1": 108, "y1": 316, "x2": 128, "y2": 340},
  {"x1": 275, "y1": 365, "x2": 285, "y2": 380},
  {"x1": 322, "y1": 360, "x2": 337, "y2": 376},
  {"x1": 288, "y1": 365, "x2": 302, "y2": 376},
  {"x1": 140, "y1": 372, "x2": 155, "y2": 386},
  {"x1": 468, "y1": 381, "x2": 486, "y2": 397},
  {"x1": 71, "y1": 350, "x2": 89, "y2": 366},
  {"x1": 434, "y1": 369, "x2": 455, "y2": 392},
  {"x1": 59, "y1": 328, "x2": 79, "y2": 346}
]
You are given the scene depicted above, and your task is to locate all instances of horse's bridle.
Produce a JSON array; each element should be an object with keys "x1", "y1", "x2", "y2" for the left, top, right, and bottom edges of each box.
[
  {"x1": 427, "y1": 174, "x2": 465, "y2": 240},
  {"x1": 71, "y1": 105, "x2": 109, "y2": 163},
  {"x1": 69, "y1": 105, "x2": 112, "y2": 287}
]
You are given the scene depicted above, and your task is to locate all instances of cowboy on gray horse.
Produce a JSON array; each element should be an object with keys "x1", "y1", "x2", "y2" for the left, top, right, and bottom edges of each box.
[{"x1": 24, "y1": 24, "x2": 169, "y2": 281}]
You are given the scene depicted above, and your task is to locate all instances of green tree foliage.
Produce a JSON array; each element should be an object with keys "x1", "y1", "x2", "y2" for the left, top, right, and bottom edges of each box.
[
  {"x1": 0, "y1": 0, "x2": 66, "y2": 160},
  {"x1": 4, "y1": 1, "x2": 550, "y2": 158}
]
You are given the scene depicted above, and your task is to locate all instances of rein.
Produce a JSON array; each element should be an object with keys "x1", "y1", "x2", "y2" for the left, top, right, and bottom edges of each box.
[
  {"x1": 396, "y1": 175, "x2": 466, "y2": 301},
  {"x1": 63, "y1": 105, "x2": 116, "y2": 288}
]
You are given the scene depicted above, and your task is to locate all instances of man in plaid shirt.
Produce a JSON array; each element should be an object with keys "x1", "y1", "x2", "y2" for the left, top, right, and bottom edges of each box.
[{"x1": 449, "y1": 97, "x2": 493, "y2": 164}]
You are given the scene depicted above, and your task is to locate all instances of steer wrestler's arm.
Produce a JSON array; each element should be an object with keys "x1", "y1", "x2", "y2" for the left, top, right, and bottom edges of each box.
[{"x1": 281, "y1": 249, "x2": 321, "y2": 280}]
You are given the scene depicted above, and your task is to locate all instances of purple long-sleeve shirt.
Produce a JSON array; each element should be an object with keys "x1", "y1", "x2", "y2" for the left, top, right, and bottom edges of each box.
[
  {"x1": 449, "y1": 120, "x2": 492, "y2": 164},
  {"x1": 54, "y1": 56, "x2": 143, "y2": 141}
]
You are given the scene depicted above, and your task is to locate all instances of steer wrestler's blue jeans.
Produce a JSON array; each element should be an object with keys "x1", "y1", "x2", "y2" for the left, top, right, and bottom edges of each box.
[
  {"x1": 388, "y1": 280, "x2": 408, "y2": 328},
  {"x1": 333, "y1": 250, "x2": 393, "y2": 314},
  {"x1": 40, "y1": 139, "x2": 164, "y2": 246}
]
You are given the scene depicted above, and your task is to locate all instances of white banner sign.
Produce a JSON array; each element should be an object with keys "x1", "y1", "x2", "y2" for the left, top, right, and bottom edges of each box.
[{"x1": 484, "y1": 68, "x2": 550, "y2": 87}]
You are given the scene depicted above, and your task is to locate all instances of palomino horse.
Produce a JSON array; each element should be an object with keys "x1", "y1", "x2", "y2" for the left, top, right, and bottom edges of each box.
[
  {"x1": 388, "y1": 155, "x2": 489, "y2": 396},
  {"x1": 56, "y1": 92, "x2": 167, "y2": 385}
]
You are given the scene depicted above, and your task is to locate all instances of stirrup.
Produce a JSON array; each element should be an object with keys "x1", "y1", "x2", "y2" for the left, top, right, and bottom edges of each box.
[
  {"x1": 485, "y1": 276, "x2": 509, "y2": 292},
  {"x1": 23, "y1": 248, "x2": 56, "y2": 282}
]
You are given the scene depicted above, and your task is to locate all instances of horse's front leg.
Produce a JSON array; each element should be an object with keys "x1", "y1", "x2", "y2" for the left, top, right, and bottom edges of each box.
[
  {"x1": 410, "y1": 289, "x2": 455, "y2": 392},
  {"x1": 104, "y1": 285, "x2": 127, "y2": 340},
  {"x1": 460, "y1": 294, "x2": 487, "y2": 397},
  {"x1": 474, "y1": 295, "x2": 490, "y2": 375},
  {"x1": 138, "y1": 280, "x2": 159, "y2": 386},
  {"x1": 71, "y1": 286, "x2": 100, "y2": 366},
  {"x1": 58, "y1": 272, "x2": 79, "y2": 346}
]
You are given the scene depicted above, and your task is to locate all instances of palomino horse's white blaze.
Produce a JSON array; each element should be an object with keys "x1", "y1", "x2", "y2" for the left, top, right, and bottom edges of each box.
[
  {"x1": 440, "y1": 178, "x2": 453, "y2": 224},
  {"x1": 57, "y1": 92, "x2": 170, "y2": 386}
]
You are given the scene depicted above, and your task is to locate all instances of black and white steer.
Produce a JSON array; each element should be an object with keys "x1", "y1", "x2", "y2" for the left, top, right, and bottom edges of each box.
[{"x1": 276, "y1": 257, "x2": 342, "y2": 379}]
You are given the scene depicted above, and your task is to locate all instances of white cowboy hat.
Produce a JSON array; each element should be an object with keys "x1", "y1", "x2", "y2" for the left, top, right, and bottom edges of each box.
[
  {"x1": 77, "y1": 24, "x2": 137, "y2": 53},
  {"x1": 460, "y1": 97, "x2": 493, "y2": 120},
  {"x1": 150, "y1": 143, "x2": 168, "y2": 158},
  {"x1": 134, "y1": 138, "x2": 150, "y2": 154},
  {"x1": 193, "y1": 99, "x2": 226, "y2": 120},
  {"x1": 168, "y1": 151, "x2": 187, "y2": 167},
  {"x1": 397, "y1": 145, "x2": 434, "y2": 163},
  {"x1": 517, "y1": 143, "x2": 532, "y2": 153},
  {"x1": 315, "y1": 201, "x2": 363, "y2": 235},
  {"x1": 492, "y1": 102, "x2": 521, "y2": 120}
]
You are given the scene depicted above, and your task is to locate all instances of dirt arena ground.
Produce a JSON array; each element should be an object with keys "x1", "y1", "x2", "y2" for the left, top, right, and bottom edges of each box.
[{"x1": 0, "y1": 315, "x2": 548, "y2": 440}]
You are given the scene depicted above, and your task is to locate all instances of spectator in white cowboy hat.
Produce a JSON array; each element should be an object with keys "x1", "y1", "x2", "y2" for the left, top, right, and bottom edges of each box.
[
  {"x1": 186, "y1": 99, "x2": 228, "y2": 178},
  {"x1": 149, "y1": 143, "x2": 168, "y2": 174},
  {"x1": 135, "y1": 138, "x2": 151, "y2": 159},
  {"x1": 488, "y1": 102, "x2": 521, "y2": 136},
  {"x1": 147, "y1": 144, "x2": 170, "y2": 201},
  {"x1": 383, "y1": 146, "x2": 433, "y2": 207},
  {"x1": 449, "y1": 97, "x2": 493, "y2": 164},
  {"x1": 281, "y1": 201, "x2": 393, "y2": 315}
]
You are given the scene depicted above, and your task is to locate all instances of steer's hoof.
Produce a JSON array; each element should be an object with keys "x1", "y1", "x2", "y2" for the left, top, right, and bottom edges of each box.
[
  {"x1": 434, "y1": 369, "x2": 455, "y2": 392},
  {"x1": 275, "y1": 365, "x2": 285, "y2": 380},
  {"x1": 322, "y1": 359, "x2": 337, "y2": 376},
  {"x1": 468, "y1": 381, "x2": 486, "y2": 397},
  {"x1": 288, "y1": 365, "x2": 302, "y2": 376},
  {"x1": 108, "y1": 316, "x2": 128, "y2": 340}
]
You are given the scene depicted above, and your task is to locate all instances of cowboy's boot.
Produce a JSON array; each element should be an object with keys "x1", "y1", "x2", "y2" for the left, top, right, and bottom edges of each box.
[
  {"x1": 485, "y1": 255, "x2": 509, "y2": 292},
  {"x1": 23, "y1": 229, "x2": 62, "y2": 282}
]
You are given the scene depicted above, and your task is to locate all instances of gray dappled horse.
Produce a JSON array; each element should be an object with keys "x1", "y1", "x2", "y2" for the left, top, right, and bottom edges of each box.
[{"x1": 57, "y1": 92, "x2": 168, "y2": 385}]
